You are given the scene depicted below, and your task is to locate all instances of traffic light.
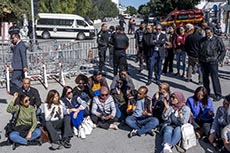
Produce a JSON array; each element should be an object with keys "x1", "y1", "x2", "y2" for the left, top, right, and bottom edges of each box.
[{"x1": 34, "y1": 0, "x2": 39, "y2": 16}]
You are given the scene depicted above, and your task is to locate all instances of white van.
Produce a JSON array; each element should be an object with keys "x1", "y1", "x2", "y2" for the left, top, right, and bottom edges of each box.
[{"x1": 36, "y1": 13, "x2": 96, "y2": 40}]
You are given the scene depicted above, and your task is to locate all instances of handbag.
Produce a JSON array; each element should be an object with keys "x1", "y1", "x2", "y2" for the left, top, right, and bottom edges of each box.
[
  {"x1": 82, "y1": 116, "x2": 93, "y2": 135},
  {"x1": 4, "y1": 109, "x2": 20, "y2": 138},
  {"x1": 181, "y1": 123, "x2": 197, "y2": 150},
  {"x1": 39, "y1": 127, "x2": 50, "y2": 143}
]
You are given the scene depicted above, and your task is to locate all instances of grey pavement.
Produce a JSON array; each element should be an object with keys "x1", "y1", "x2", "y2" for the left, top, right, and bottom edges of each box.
[{"x1": 0, "y1": 57, "x2": 230, "y2": 153}]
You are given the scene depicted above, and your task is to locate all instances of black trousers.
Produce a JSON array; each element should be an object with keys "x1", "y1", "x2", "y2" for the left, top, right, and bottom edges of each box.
[
  {"x1": 45, "y1": 115, "x2": 73, "y2": 143},
  {"x1": 91, "y1": 114, "x2": 115, "y2": 129},
  {"x1": 98, "y1": 48, "x2": 107, "y2": 72},
  {"x1": 201, "y1": 62, "x2": 222, "y2": 97},
  {"x1": 192, "y1": 118, "x2": 213, "y2": 136},
  {"x1": 163, "y1": 48, "x2": 174, "y2": 73},
  {"x1": 137, "y1": 46, "x2": 145, "y2": 68},
  {"x1": 113, "y1": 50, "x2": 128, "y2": 76}
]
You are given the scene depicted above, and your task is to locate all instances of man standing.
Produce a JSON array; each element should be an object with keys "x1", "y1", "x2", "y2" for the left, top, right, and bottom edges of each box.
[
  {"x1": 199, "y1": 27, "x2": 226, "y2": 101},
  {"x1": 110, "y1": 26, "x2": 129, "y2": 76},
  {"x1": 11, "y1": 33, "x2": 28, "y2": 90},
  {"x1": 8, "y1": 22, "x2": 20, "y2": 36},
  {"x1": 147, "y1": 25, "x2": 167, "y2": 85},
  {"x1": 125, "y1": 86, "x2": 159, "y2": 137},
  {"x1": 97, "y1": 23, "x2": 109, "y2": 73},
  {"x1": 135, "y1": 21, "x2": 146, "y2": 71},
  {"x1": 185, "y1": 23, "x2": 203, "y2": 84}
]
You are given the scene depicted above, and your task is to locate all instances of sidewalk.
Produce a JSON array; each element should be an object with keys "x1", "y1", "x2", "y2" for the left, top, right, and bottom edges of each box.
[{"x1": 0, "y1": 57, "x2": 229, "y2": 153}]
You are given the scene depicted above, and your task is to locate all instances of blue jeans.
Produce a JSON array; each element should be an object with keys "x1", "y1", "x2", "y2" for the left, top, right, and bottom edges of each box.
[
  {"x1": 148, "y1": 51, "x2": 163, "y2": 82},
  {"x1": 9, "y1": 128, "x2": 41, "y2": 145},
  {"x1": 70, "y1": 110, "x2": 85, "y2": 129},
  {"x1": 126, "y1": 116, "x2": 159, "y2": 136},
  {"x1": 163, "y1": 125, "x2": 181, "y2": 146},
  {"x1": 176, "y1": 50, "x2": 186, "y2": 73},
  {"x1": 115, "y1": 103, "x2": 125, "y2": 120}
]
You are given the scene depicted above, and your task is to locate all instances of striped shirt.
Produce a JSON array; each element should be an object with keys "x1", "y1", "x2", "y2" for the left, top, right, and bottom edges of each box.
[{"x1": 91, "y1": 95, "x2": 116, "y2": 117}]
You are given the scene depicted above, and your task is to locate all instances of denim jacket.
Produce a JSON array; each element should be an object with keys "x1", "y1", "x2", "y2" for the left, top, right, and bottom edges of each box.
[{"x1": 162, "y1": 105, "x2": 191, "y2": 126}]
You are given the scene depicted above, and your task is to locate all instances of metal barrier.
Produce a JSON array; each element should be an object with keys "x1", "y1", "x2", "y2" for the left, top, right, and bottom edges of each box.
[{"x1": 0, "y1": 37, "x2": 138, "y2": 93}]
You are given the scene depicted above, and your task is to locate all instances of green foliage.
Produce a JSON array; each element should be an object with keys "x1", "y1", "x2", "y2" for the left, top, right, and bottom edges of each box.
[
  {"x1": 1, "y1": 0, "x2": 118, "y2": 21},
  {"x1": 138, "y1": 0, "x2": 201, "y2": 16},
  {"x1": 125, "y1": 6, "x2": 137, "y2": 16}
]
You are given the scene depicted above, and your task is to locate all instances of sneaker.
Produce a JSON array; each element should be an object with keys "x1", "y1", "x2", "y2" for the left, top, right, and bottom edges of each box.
[
  {"x1": 61, "y1": 139, "x2": 71, "y2": 149},
  {"x1": 51, "y1": 142, "x2": 63, "y2": 150},
  {"x1": 73, "y1": 127, "x2": 78, "y2": 136},
  {"x1": 149, "y1": 128, "x2": 157, "y2": 136},
  {"x1": 27, "y1": 139, "x2": 42, "y2": 146},
  {"x1": 12, "y1": 143, "x2": 20, "y2": 150},
  {"x1": 109, "y1": 124, "x2": 118, "y2": 130},
  {"x1": 128, "y1": 129, "x2": 137, "y2": 138},
  {"x1": 163, "y1": 143, "x2": 173, "y2": 153}
]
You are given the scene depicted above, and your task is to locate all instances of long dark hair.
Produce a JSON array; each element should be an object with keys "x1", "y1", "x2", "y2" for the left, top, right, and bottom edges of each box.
[
  {"x1": 61, "y1": 86, "x2": 72, "y2": 98},
  {"x1": 193, "y1": 86, "x2": 209, "y2": 106},
  {"x1": 46, "y1": 89, "x2": 60, "y2": 109}
]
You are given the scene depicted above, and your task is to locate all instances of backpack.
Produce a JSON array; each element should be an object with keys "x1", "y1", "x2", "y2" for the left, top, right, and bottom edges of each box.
[{"x1": 181, "y1": 123, "x2": 196, "y2": 150}]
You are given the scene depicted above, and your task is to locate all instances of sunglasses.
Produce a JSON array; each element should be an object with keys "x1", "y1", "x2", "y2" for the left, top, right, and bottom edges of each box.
[
  {"x1": 24, "y1": 99, "x2": 30, "y2": 103},
  {"x1": 101, "y1": 94, "x2": 108, "y2": 97},
  {"x1": 171, "y1": 96, "x2": 176, "y2": 100},
  {"x1": 67, "y1": 91, "x2": 73, "y2": 95},
  {"x1": 117, "y1": 82, "x2": 123, "y2": 85},
  {"x1": 78, "y1": 82, "x2": 85, "y2": 85},
  {"x1": 156, "y1": 28, "x2": 161, "y2": 30}
]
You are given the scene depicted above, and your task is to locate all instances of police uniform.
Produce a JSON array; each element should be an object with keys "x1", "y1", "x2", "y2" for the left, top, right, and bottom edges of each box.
[
  {"x1": 97, "y1": 30, "x2": 109, "y2": 72},
  {"x1": 111, "y1": 29, "x2": 129, "y2": 75}
]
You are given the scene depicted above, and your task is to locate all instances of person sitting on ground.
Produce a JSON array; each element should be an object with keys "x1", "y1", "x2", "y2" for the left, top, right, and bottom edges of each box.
[
  {"x1": 18, "y1": 78, "x2": 42, "y2": 124},
  {"x1": 73, "y1": 74, "x2": 94, "y2": 100},
  {"x1": 111, "y1": 79, "x2": 129, "y2": 121},
  {"x1": 7, "y1": 92, "x2": 41, "y2": 150},
  {"x1": 91, "y1": 86, "x2": 118, "y2": 130},
  {"x1": 152, "y1": 82, "x2": 171, "y2": 124},
  {"x1": 110, "y1": 69, "x2": 135, "y2": 98},
  {"x1": 44, "y1": 90, "x2": 73, "y2": 150},
  {"x1": 186, "y1": 86, "x2": 214, "y2": 139},
  {"x1": 208, "y1": 94, "x2": 230, "y2": 149},
  {"x1": 221, "y1": 123, "x2": 230, "y2": 152},
  {"x1": 161, "y1": 91, "x2": 191, "y2": 153},
  {"x1": 61, "y1": 86, "x2": 90, "y2": 138},
  {"x1": 125, "y1": 86, "x2": 159, "y2": 138},
  {"x1": 88, "y1": 71, "x2": 109, "y2": 96}
]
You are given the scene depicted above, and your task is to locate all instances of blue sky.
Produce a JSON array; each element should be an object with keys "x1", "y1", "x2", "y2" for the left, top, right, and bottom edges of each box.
[{"x1": 120, "y1": 0, "x2": 149, "y2": 9}]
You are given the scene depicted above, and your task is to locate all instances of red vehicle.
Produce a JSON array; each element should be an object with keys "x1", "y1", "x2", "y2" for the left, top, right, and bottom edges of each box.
[{"x1": 161, "y1": 9, "x2": 204, "y2": 27}]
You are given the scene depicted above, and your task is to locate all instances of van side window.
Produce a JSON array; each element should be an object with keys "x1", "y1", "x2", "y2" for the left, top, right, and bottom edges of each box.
[
  {"x1": 168, "y1": 15, "x2": 174, "y2": 21},
  {"x1": 37, "y1": 18, "x2": 56, "y2": 25},
  {"x1": 58, "y1": 19, "x2": 73, "y2": 26},
  {"x1": 76, "y1": 20, "x2": 87, "y2": 27},
  {"x1": 178, "y1": 14, "x2": 188, "y2": 20}
]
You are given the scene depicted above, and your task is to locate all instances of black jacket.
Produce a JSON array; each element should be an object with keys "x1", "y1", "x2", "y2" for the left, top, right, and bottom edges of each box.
[
  {"x1": 185, "y1": 32, "x2": 202, "y2": 58},
  {"x1": 111, "y1": 32, "x2": 129, "y2": 50},
  {"x1": 199, "y1": 36, "x2": 226, "y2": 63},
  {"x1": 97, "y1": 30, "x2": 109, "y2": 50}
]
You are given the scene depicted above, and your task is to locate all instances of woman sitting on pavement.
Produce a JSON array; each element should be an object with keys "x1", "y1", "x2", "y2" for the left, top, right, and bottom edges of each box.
[
  {"x1": 91, "y1": 86, "x2": 118, "y2": 130},
  {"x1": 61, "y1": 86, "x2": 90, "y2": 138},
  {"x1": 186, "y1": 86, "x2": 214, "y2": 139},
  {"x1": 7, "y1": 92, "x2": 41, "y2": 150},
  {"x1": 208, "y1": 94, "x2": 230, "y2": 151},
  {"x1": 161, "y1": 91, "x2": 191, "y2": 153},
  {"x1": 152, "y1": 82, "x2": 171, "y2": 124},
  {"x1": 44, "y1": 89, "x2": 73, "y2": 150}
]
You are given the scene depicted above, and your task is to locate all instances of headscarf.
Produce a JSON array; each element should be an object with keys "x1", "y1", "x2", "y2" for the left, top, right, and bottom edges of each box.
[
  {"x1": 173, "y1": 91, "x2": 185, "y2": 110},
  {"x1": 99, "y1": 86, "x2": 109, "y2": 103}
]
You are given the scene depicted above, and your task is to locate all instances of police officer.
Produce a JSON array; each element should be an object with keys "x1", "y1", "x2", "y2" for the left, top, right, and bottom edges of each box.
[
  {"x1": 8, "y1": 22, "x2": 20, "y2": 36},
  {"x1": 97, "y1": 23, "x2": 109, "y2": 73},
  {"x1": 135, "y1": 21, "x2": 146, "y2": 71},
  {"x1": 111, "y1": 26, "x2": 129, "y2": 76}
]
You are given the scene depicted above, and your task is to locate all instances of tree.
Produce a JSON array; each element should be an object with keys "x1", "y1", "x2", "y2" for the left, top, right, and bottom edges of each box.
[
  {"x1": 125, "y1": 6, "x2": 137, "y2": 16},
  {"x1": 138, "y1": 4, "x2": 150, "y2": 15}
]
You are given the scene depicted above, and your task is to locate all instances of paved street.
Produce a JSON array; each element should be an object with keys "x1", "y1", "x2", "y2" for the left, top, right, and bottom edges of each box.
[{"x1": 0, "y1": 56, "x2": 230, "y2": 153}]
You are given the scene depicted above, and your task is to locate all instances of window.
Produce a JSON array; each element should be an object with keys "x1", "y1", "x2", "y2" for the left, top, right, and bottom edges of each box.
[
  {"x1": 76, "y1": 20, "x2": 87, "y2": 27},
  {"x1": 168, "y1": 15, "x2": 175, "y2": 21},
  {"x1": 37, "y1": 19, "x2": 73, "y2": 26},
  {"x1": 177, "y1": 14, "x2": 188, "y2": 20}
]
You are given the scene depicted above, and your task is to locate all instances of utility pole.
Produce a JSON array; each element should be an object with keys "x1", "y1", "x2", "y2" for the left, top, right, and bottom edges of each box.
[{"x1": 31, "y1": 0, "x2": 36, "y2": 45}]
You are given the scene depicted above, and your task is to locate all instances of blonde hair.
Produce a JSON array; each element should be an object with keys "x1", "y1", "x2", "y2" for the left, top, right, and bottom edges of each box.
[{"x1": 159, "y1": 82, "x2": 170, "y2": 93}]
